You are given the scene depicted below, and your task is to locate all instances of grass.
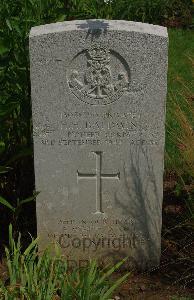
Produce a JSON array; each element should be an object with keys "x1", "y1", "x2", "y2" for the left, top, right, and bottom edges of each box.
[
  {"x1": 0, "y1": 225, "x2": 129, "y2": 299},
  {"x1": 166, "y1": 28, "x2": 194, "y2": 170},
  {"x1": 165, "y1": 30, "x2": 194, "y2": 219}
]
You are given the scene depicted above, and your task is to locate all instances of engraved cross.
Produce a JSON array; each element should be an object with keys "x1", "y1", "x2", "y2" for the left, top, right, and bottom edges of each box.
[{"x1": 77, "y1": 151, "x2": 120, "y2": 214}]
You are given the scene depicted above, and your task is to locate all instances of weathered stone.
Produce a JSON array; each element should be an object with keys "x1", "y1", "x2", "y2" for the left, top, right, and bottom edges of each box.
[{"x1": 30, "y1": 20, "x2": 168, "y2": 270}]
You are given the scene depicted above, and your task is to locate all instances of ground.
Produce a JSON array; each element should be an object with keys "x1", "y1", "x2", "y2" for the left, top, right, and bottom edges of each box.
[{"x1": 116, "y1": 274, "x2": 194, "y2": 299}]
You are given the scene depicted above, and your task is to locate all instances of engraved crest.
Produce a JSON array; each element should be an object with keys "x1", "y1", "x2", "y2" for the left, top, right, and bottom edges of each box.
[{"x1": 68, "y1": 43, "x2": 130, "y2": 105}]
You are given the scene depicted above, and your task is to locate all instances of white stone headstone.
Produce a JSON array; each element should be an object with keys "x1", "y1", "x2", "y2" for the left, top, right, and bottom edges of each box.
[{"x1": 30, "y1": 20, "x2": 168, "y2": 270}]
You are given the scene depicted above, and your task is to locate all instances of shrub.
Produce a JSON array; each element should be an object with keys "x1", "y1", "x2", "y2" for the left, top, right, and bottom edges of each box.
[{"x1": 111, "y1": 0, "x2": 193, "y2": 27}]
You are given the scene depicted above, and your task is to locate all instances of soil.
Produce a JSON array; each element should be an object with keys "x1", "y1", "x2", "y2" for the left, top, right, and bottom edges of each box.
[{"x1": 115, "y1": 274, "x2": 194, "y2": 299}]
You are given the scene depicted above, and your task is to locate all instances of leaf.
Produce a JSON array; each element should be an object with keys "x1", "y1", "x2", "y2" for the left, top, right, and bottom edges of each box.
[
  {"x1": 98, "y1": 257, "x2": 128, "y2": 285},
  {"x1": 0, "y1": 196, "x2": 15, "y2": 212},
  {"x1": 11, "y1": 20, "x2": 22, "y2": 36},
  {"x1": 23, "y1": 237, "x2": 39, "y2": 256},
  {"x1": 5, "y1": 19, "x2": 12, "y2": 31},
  {"x1": 0, "y1": 166, "x2": 12, "y2": 174},
  {"x1": 101, "y1": 272, "x2": 130, "y2": 300},
  {"x1": 19, "y1": 192, "x2": 39, "y2": 206}
]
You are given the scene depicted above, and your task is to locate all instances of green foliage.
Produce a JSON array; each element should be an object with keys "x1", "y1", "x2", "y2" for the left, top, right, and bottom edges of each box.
[
  {"x1": 112, "y1": 0, "x2": 193, "y2": 26},
  {"x1": 0, "y1": 192, "x2": 38, "y2": 236},
  {"x1": 0, "y1": 0, "x2": 68, "y2": 232},
  {"x1": 0, "y1": 0, "x2": 67, "y2": 157},
  {"x1": 0, "y1": 224, "x2": 129, "y2": 299},
  {"x1": 62, "y1": 0, "x2": 193, "y2": 25}
]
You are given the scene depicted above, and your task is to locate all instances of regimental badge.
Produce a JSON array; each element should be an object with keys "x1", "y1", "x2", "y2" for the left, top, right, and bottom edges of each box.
[{"x1": 68, "y1": 43, "x2": 130, "y2": 105}]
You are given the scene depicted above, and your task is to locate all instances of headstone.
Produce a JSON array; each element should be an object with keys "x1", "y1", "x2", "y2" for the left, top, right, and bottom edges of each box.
[{"x1": 30, "y1": 20, "x2": 168, "y2": 270}]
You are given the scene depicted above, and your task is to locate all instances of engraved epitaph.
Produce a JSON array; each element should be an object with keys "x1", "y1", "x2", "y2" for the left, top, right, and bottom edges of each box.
[{"x1": 30, "y1": 20, "x2": 168, "y2": 270}]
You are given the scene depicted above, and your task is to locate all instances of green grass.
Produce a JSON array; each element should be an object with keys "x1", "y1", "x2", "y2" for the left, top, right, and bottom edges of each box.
[
  {"x1": 0, "y1": 225, "x2": 129, "y2": 299},
  {"x1": 168, "y1": 29, "x2": 194, "y2": 99},
  {"x1": 166, "y1": 28, "x2": 194, "y2": 170}
]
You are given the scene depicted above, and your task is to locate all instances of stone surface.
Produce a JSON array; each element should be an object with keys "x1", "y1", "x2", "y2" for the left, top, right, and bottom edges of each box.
[{"x1": 29, "y1": 19, "x2": 168, "y2": 270}]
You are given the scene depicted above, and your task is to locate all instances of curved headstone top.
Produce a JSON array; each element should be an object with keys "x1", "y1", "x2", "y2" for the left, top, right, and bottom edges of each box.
[
  {"x1": 30, "y1": 19, "x2": 168, "y2": 270},
  {"x1": 30, "y1": 19, "x2": 168, "y2": 37}
]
